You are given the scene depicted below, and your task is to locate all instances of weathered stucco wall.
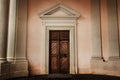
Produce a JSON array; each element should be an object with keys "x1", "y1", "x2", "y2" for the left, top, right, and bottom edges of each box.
[
  {"x1": 91, "y1": 0, "x2": 120, "y2": 76},
  {"x1": 27, "y1": 0, "x2": 92, "y2": 75},
  {"x1": 27, "y1": 0, "x2": 120, "y2": 76}
]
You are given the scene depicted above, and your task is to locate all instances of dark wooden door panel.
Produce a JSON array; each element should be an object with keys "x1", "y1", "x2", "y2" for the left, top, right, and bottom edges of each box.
[
  {"x1": 60, "y1": 41, "x2": 69, "y2": 73},
  {"x1": 60, "y1": 31, "x2": 69, "y2": 40},
  {"x1": 49, "y1": 30, "x2": 69, "y2": 74},
  {"x1": 60, "y1": 41, "x2": 69, "y2": 54},
  {"x1": 50, "y1": 41, "x2": 59, "y2": 55},
  {"x1": 49, "y1": 41, "x2": 59, "y2": 73},
  {"x1": 60, "y1": 56, "x2": 69, "y2": 73},
  {"x1": 50, "y1": 56, "x2": 59, "y2": 73},
  {"x1": 50, "y1": 31, "x2": 59, "y2": 40}
]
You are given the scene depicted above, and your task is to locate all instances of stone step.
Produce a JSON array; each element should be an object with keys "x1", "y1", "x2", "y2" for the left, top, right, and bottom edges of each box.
[{"x1": 7, "y1": 74, "x2": 120, "y2": 80}]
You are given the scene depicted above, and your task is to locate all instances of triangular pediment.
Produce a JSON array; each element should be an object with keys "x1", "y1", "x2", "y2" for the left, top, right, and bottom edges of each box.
[
  {"x1": 40, "y1": 4, "x2": 80, "y2": 18},
  {"x1": 48, "y1": 9, "x2": 71, "y2": 16}
]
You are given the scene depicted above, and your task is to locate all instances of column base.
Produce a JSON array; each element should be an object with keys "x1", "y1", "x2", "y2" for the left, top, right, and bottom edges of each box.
[
  {"x1": 0, "y1": 60, "x2": 28, "y2": 79},
  {"x1": 91, "y1": 57, "x2": 120, "y2": 76},
  {"x1": 0, "y1": 61, "x2": 10, "y2": 80},
  {"x1": 8, "y1": 60, "x2": 28, "y2": 79}
]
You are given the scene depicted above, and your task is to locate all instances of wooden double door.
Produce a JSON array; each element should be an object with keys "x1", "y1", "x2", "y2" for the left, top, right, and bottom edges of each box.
[{"x1": 49, "y1": 30, "x2": 70, "y2": 74}]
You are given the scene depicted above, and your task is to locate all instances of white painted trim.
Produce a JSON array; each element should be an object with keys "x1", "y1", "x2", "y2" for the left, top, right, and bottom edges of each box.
[
  {"x1": 7, "y1": 0, "x2": 16, "y2": 61},
  {"x1": 40, "y1": 4, "x2": 80, "y2": 74},
  {"x1": 40, "y1": 4, "x2": 80, "y2": 18},
  {"x1": 42, "y1": 20, "x2": 78, "y2": 74},
  {"x1": 46, "y1": 26, "x2": 75, "y2": 74}
]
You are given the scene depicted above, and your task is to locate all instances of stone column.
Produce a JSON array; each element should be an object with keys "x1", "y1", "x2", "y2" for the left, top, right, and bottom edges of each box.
[
  {"x1": 91, "y1": 0, "x2": 102, "y2": 58},
  {"x1": 107, "y1": 0, "x2": 119, "y2": 58},
  {"x1": 118, "y1": 0, "x2": 120, "y2": 52},
  {"x1": 15, "y1": 0, "x2": 28, "y2": 61},
  {"x1": 8, "y1": 0, "x2": 28, "y2": 78},
  {"x1": 7, "y1": 0, "x2": 16, "y2": 61},
  {"x1": 0, "y1": 0, "x2": 9, "y2": 62},
  {"x1": 100, "y1": 0, "x2": 109, "y2": 61},
  {"x1": 0, "y1": 0, "x2": 9, "y2": 79}
]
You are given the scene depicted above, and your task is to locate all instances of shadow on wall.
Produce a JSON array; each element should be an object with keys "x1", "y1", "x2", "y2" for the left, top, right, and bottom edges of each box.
[{"x1": 7, "y1": 74, "x2": 120, "y2": 80}]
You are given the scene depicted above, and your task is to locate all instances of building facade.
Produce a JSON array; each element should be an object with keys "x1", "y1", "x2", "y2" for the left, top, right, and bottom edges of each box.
[{"x1": 0, "y1": 0, "x2": 120, "y2": 79}]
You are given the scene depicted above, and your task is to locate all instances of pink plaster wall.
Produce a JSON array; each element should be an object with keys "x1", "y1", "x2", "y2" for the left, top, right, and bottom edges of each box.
[{"x1": 27, "y1": 0, "x2": 91, "y2": 75}]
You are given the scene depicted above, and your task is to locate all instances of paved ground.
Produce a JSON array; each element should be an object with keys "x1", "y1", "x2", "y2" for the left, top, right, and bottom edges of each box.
[{"x1": 7, "y1": 74, "x2": 120, "y2": 80}]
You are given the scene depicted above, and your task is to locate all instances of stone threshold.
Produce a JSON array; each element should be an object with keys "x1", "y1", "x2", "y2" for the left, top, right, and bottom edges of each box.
[{"x1": 7, "y1": 74, "x2": 120, "y2": 80}]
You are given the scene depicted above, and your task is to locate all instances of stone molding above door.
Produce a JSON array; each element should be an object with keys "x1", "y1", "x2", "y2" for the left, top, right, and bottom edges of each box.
[{"x1": 40, "y1": 4, "x2": 80, "y2": 74}]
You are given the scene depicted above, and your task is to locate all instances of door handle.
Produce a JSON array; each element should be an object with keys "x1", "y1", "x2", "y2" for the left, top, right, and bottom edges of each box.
[
  {"x1": 64, "y1": 54, "x2": 67, "y2": 57},
  {"x1": 60, "y1": 54, "x2": 67, "y2": 58}
]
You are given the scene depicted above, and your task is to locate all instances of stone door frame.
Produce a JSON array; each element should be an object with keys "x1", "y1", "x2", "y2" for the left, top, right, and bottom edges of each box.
[
  {"x1": 46, "y1": 26, "x2": 75, "y2": 74},
  {"x1": 40, "y1": 4, "x2": 80, "y2": 74}
]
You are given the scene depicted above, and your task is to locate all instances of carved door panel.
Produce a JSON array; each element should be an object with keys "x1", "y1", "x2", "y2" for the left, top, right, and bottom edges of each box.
[{"x1": 49, "y1": 30, "x2": 69, "y2": 74}]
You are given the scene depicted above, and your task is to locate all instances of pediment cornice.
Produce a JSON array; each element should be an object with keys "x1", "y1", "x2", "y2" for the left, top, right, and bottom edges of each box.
[{"x1": 40, "y1": 4, "x2": 80, "y2": 19}]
